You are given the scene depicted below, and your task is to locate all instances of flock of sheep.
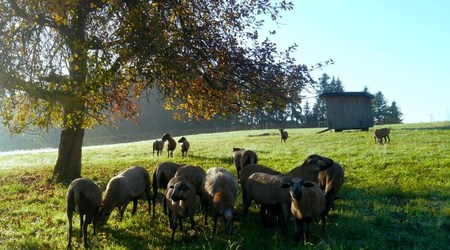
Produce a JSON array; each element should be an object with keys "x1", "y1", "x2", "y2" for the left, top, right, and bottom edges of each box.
[{"x1": 66, "y1": 128, "x2": 391, "y2": 248}]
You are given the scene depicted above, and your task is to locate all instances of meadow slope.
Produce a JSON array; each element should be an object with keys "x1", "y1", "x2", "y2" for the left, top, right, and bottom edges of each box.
[{"x1": 0, "y1": 122, "x2": 449, "y2": 249}]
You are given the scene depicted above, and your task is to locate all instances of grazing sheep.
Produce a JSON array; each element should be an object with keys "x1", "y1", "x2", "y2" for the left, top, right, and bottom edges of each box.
[
  {"x1": 152, "y1": 162, "x2": 184, "y2": 218},
  {"x1": 202, "y1": 167, "x2": 238, "y2": 238},
  {"x1": 280, "y1": 178, "x2": 326, "y2": 244},
  {"x1": 178, "y1": 137, "x2": 190, "y2": 157},
  {"x1": 162, "y1": 133, "x2": 177, "y2": 157},
  {"x1": 279, "y1": 129, "x2": 288, "y2": 143},
  {"x1": 153, "y1": 139, "x2": 164, "y2": 156},
  {"x1": 165, "y1": 176, "x2": 197, "y2": 239},
  {"x1": 66, "y1": 177, "x2": 102, "y2": 249},
  {"x1": 233, "y1": 147, "x2": 258, "y2": 181},
  {"x1": 174, "y1": 165, "x2": 206, "y2": 209},
  {"x1": 99, "y1": 166, "x2": 152, "y2": 224},
  {"x1": 243, "y1": 154, "x2": 334, "y2": 231},
  {"x1": 373, "y1": 128, "x2": 390, "y2": 144},
  {"x1": 318, "y1": 162, "x2": 344, "y2": 214}
]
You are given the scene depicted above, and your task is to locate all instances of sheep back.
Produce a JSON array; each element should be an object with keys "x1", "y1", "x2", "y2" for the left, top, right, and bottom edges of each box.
[{"x1": 245, "y1": 172, "x2": 290, "y2": 206}]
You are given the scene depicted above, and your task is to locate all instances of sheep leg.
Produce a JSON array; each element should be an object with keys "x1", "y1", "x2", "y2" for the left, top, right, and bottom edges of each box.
[
  {"x1": 386, "y1": 135, "x2": 390, "y2": 143},
  {"x1": 170, "y1": 214, "x2": 178, "y2": 239},
  {"x1": 131, "y1": 198, "x2": 138, "y2": 215},
  {"x1": 145, "y1": 190, "x2": 152, "y2": 215},
  {"x1": 190, "y1": 215, "x2": 195, "y2": 230},
  {"x1": 304, "y1": 220, "x2": 312, "y2": 243},
  {"x1": 213, "y1": 215, "x2": 218, "y2": 234},
  {"x1": 294, "y1": 218, "x2": 304, "y2": 244},
  {"x1": 119, "y1": 204, "x2": 128, "y2": 221},
  {"x1": 67, "y1": 212, "x2": 73, "y2": 249},
  {"x1": 79, "y1": 214, "x2": 84, "y2": 238},
  {"x1": 83, "y1": 213, "x2": 92, "y2": 248}
]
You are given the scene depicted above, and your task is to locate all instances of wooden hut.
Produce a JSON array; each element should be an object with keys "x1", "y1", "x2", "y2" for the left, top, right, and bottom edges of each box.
[{"x1": 320, "y1": 92, "x2": 374, "y2": 132}]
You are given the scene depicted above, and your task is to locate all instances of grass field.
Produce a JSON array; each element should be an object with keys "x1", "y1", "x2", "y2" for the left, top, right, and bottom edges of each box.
[{"x1": 0, "y1": 122, "x2": 449, "y2": 249}]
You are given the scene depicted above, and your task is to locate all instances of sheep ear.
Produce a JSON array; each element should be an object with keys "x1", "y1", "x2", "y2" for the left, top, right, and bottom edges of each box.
[
  {"x1": 280, "y1": 183, "x2": 290, "y2": 189},
  {"x1": 302, "y1": 182, "x2": 315, "y2": 188}
]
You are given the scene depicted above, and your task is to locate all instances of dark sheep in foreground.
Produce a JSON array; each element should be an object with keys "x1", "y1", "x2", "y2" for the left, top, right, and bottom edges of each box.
[
  {"x1": 233, "y1": 147, "x2": 258, "y2": 181},
  {"x1": 174, "y1": 165, "x2": 206, "y2": 209},
  {"x1": 243, "y1": 155, "x2": 334, "y2": 232},
  {"x1": 152, "y1": 162, "x2": 184, "y2": 218},
  {"x1": 280, "y1": 178, "x2": 326, "y2": 244},
  {"x1": 165, "y1": 176, "x2": 197, "y2": 239},
  {"x1": 153, "y1": 139, "x2": 164, "y2": 156},
  {"x1": 202, "y1": 167, "x2": 238, "y2": 238},
  {"x1": 318, "y1": 162, "x2": 345, "y2": 215},
  {"x1": 66, "y1": 177, "x2": 102, "y2": 249},
  {"x1": 99, "y1": 166, "x2": 152, "y2": 224},
  {"x1": 279, "y1": 129, "x2": 288, "y2": 143},
  {"x1": 178, "y1": 137, "x2": 190, "y2": 157},
  {"x1": 162, "y1": 133, "x2": 177, "y2": 157},
  {"x1": 373, "y1": 128, "x2": 390, "y2": 144}
]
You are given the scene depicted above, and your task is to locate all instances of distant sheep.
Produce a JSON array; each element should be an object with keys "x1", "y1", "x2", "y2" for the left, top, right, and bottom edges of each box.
[
  {"x1": 318, "y1": 162, "x2": 344, "y2": 214},
  {"x1": 243, "y1": 154, "x2": 334, "y2": 230},
  {"x1": 153, "y1": 139, "x2": 164, "y2": 156},
  {"x1": 99, "y1": 166, "x2": 152, "y2": 224},
  {"x1": 279, "y1": 129, "x2": 288, "y2": 143},
  {"x1": 152, "y1": 162, "x2": 184, "y2": 218},
  {"x1": 174, "y1": 165, "x2": 206, "y2": 209},
  {"x1": 233, "y1": 147, "x2": 258, "y2": 180},
  {"x1": 66, "y1": 177, "x2": 102, "y2": 249},
  {"x1": 373, "y1": 128, "x2": 390, "y2": 144},
  {"x1": 280, "y1": 178, "x2": 326, "y2": 244},
  {"x1": 202, "y1": 167, "x2": 238, "y2": 238},
  {"x1": 162, "y1": 133, "x2": 177, "y2": 157},
  {"x1": 178, "y1": 137, "x2": 190, "y2": 157},
  {"x1": 165, "y1": 176, "x2": 197, "y2": 239}
]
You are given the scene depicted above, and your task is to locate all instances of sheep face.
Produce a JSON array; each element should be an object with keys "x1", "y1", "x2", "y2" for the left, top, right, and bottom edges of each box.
[
  {"x1": 222, "y1": 209, "x2": 235, "y2": 236},
  {"x1": 169, "y1": 181, "x2": 192, "y2": 202}
]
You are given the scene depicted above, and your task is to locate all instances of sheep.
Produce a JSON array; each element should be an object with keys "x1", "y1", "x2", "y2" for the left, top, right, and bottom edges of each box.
[
  {"x1": 202, "y1": 167, "x2": 238, "y2": 238},
  {"x1": 279, "y1": 129, "x2": 288, "y2": 143},
  {"x1": 66, "y1": 177, "x2": 102, "y2": 249},
  {"x1": 165, "y1": 176, "x2": 197, "y2": 239},
  {"x1": 233, "y1": 147, "x2": 258, "y2": 181},
  {"x1": 99, "y1": 166, "x2": 152, "y2": 224},
  {"x1": 162, "y1": 133, "x2": 177, "y2": 157},
  {"x1": 373, "y1": 128, "x2": 390, "y2": 144},
  {"x1": 178, "y1": 137, "x2": 190, "y2": 157},
  {"x1": 152, "y1": 162, "x2": 184, "y2": 218},
  {"x1": 243, "y1": 154, "x2": 334, "y2": 231},
  {"x1": 153, "y1": 139, "x2": 164, "y2": 156},
  {"x1": 174, "y1": 165, "x2": 206, "y2": 210},
  {"x1": 280, "y1": 178, "x2": 326, "y2": 244},
  {"x1": 318, "y1": 162, "x2": 345, "y2": 215}
]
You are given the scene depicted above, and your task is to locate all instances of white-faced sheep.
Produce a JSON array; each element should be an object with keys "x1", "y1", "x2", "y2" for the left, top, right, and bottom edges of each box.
[
  {"x1": 66, "y1": 177, "x2": 102, "y2": 249},
  {"x1": 279, "y1": 129, "x2": 288, "y2": 143},
  {"x1": 280, "y1": 178, "x2": 326, "y2": 244},
  {"x1": 99, "y1": 166, "x2": 152, "y2": 224},
  {"x1": 318, "y1": 162, "x2": 344, "y2": 215},
  {"x1": 202, "y1": 167, "x2": 238, "y2": 238},
  {"x1": 174, "y1": 165, "x2": 206, "y2": 210},
  {"x1": 373, "y1": 128, "x2": 390, "y2": 144},
  {"x1": 162, "y1": 133, "x2": 177, "y2": 157},
  {"x1": 243, "y1": 154, "x2": 334, "y2": 231},
  {"x1": 153, "y1": 139, "x2": 164, "y2": 156},
  {"x1": 165, "y1": 176, "x2": 197, "y2": 239},
  {"x1": 152, "y1": 162, "x2": 184, "y2": 218},
  {"x1": 233, "y1": 147, "x2": 258, "y2": 181},
  {"x1": 178, "y1": 137, "x2": 190, "y2": 157}
]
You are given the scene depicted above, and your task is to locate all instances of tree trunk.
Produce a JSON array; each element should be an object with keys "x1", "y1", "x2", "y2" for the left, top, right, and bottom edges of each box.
[{"x1": 53, "y1": 127, "x2": 85, "y2": 183}]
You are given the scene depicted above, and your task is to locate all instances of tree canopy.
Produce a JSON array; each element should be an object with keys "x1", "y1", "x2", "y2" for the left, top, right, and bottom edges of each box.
[{"x1": 0, "y1": 0, "x2": 315, "y2": 182}]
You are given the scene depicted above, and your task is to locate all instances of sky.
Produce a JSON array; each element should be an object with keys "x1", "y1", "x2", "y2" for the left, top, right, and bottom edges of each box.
[{"x1": 266, "y1": 0, "x2": 450, "y2": 123}]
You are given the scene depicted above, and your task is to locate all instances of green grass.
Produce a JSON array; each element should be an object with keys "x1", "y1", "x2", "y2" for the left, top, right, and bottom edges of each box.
[{"x1": 0, "y1": 122, "x2": 449, "y2": 249}]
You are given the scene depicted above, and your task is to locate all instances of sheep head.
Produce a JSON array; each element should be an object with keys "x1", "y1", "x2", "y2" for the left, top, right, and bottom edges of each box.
[
  {"x1": 168, "y1": 177, "x2": 193, "y2": 202},
  {"x1": 304, "y1": 154, "x2": 334, "y2": 171},
  {"x1": 222, "y1": 209, "x2": 236, "y2": 237}
]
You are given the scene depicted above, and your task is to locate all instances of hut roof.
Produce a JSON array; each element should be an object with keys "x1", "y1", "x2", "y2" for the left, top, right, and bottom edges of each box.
[{"x1": 319, "y1": 91, "x2": 374, "y2": 99}]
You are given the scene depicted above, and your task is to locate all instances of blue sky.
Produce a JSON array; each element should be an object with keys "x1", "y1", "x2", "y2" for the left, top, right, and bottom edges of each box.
[{"x1": 267, "y1": 0, "x2": 450, "y2": 123}]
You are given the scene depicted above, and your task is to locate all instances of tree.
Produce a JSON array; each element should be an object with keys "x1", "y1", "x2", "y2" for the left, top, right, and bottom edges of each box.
[
  {"x1": 372, "y1": 91, "x2": 389, "y2": 124},
  {"x1": 385, "y1": 101, "x2": 403, "y2": 124},
  {"x1": 0, "y1": 0, "x2": 314, "y2": 182}
]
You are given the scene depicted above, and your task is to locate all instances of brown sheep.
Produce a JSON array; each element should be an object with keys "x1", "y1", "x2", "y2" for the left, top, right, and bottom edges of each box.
[
  {"x1": 99, "y1": 166, "x2": 152, "y2": 224},
  {"x1": 152, "y1": 162, "x2": 184, "y2": 218},
  {"x1": 165, "y1": 176, "x2": 197, "y2": 239},
  {"x1": 162, "y1": 133, "x2": 177, "y2": 157},
  {"x1": 280, "y1": 178, "x2": 326, "y2": 244},
  {"x1": 178, "y1": 137, "x2": 190, "y2": 157},
  {"x1": 318, "y1": 162, "x2": 344, "y2": 215},
  {"x1": 174, "y1": 165, "x2": 206, "y2": 210},
  {"x1": 66, "y1": 178, "x2": 102, "y2": 249},
  {"x1": 202, "y1": 167, "x2": 238, "y2": 238},
  {"x1": 233, "y1": 147, "x2": 258, "y2": 180},
  {"x1": 153, "y1": 139, "x2": 164, "y2": 156},
  {"x1": 373, "y1": 128, "x2": 390, "y2": 144},
  {"x1": 279, "y1": 129, "x2": 288, "y2": 143}
]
